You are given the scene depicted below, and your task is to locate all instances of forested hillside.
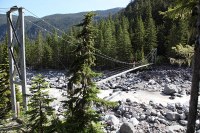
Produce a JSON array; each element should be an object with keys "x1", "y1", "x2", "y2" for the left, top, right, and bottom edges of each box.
[
  {"x1": 0, "y1": 8, "x2": 122, "y2": 40},
  {"x1": 0, "y1": 0, "x2": 193, "y2": 69}
]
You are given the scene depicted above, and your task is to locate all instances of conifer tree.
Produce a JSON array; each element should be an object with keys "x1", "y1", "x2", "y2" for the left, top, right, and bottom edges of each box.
[
  {"x1": 116, "y1": 17, "x2": 133, "y2": 62},
  {"x1": 64, "y1": 12, "x2": 111, "y2": 133},
  {"x1": 0, "y1": 44, "x2": 11, "y2": 119},
  {"x1": 144, "y1": 0, "x2": 157, "y2": 55},
  {"x1": 26, "y1": 74, "x2": 55, "y2": 133},
  {"x1": 133, "y1": 15, "x2": 145, "y2": 61}
]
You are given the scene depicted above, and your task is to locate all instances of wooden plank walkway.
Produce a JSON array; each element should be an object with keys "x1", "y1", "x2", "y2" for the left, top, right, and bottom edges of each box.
[{"x1": 96, "y1": 63, "x2": 153, "y2": 85}]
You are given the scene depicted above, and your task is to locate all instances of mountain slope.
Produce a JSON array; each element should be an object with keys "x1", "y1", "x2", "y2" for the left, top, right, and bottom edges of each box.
[{"x1": 0, "y1": 7, "x2": 122, "y2": 40}]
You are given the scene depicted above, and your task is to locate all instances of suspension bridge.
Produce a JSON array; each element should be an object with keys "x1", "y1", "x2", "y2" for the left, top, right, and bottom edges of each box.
[{"x1": 2, "y1": 6, "x2": 157, "y2": 118}]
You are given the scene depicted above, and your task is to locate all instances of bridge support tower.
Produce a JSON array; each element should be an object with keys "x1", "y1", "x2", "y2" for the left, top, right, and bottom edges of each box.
[{"x1": 7, "y1": 6, "x2": 27, "y2": 118}]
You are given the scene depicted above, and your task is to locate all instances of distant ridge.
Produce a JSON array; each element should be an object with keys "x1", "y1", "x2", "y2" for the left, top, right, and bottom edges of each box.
[{"x1": 0, "y1": 7, "x2": 123, "y2": 40}]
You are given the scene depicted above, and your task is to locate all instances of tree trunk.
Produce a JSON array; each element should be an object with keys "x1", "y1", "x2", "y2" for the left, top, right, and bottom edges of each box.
[{"x1": 186, "y1": 2, "x2": 200, "y2": 132}]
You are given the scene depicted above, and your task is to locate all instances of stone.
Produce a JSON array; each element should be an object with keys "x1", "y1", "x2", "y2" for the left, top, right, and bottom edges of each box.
[
  {"x1": 163, "y1": 84, "x2": 178, "y2": 95},
  {"x1": 196, "y1": 120, "x2": 200, "y2": 125},
  {"x1": 180, "y1": 113, "x2": 186, "y2": 120},
  {"x1": 119, "y1": 122, "x2": 135, "y2": 133},
  {"x1": 126, "y1": 98, "x2": 131, "y2": 103},
  {"x1": 129, "y1": 117, "x2": 139, "y2": 126},
  {"x1": 151, "y1": 109, "x2": 158, "y2": 116},
  {"x1": 145, "y1": 109, "x2": 151, "y2": 116},
  {"x1": 166, "y1": 125, "x2": 185, "y2": 133},
  {"x1": 165, "y1": 112, "x2": 180, "y2": 121},
  {"x1": 179, "y1": 120, "x2": 188, "y2": 126},
  {"x1": 139, "y1": 114, "x2": 146, "y2": 120},
  {"x1": 148, "y1": 79, "x2": 157, "y2": 85},
  {"x1": 167, "y1": 103, "x2": 176, "y2": 111},
  {"x1": 111, "y1": 83, "x2": 118, "y2": 89},
  {"x1": 147, "y1": 116, "x2": 155, "y2": 123},
  {"x1": 165, "y1": 77, "x2": 171, "y2": 83},
  {"x1": 105, "y1": 115, "x2": 120, "y2": 126},
  {"x1": 158, "y1": 118, "x2": 169, "y2": 125}
]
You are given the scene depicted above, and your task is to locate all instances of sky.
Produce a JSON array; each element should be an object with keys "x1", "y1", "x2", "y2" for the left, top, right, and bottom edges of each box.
[{"x1": 0, "y1": 0, "x2": 131, "y2": 17}]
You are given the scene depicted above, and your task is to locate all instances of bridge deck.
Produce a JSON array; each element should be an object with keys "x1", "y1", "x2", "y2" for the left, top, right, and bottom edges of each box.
[{"x1": 96, "y1": 63, "x2": 153, "y2": 85}]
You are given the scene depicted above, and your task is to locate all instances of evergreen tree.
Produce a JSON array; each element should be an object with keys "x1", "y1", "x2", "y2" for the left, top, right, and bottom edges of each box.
[
  {"x1": 26, "y1": 74, "x2": 55, "y2": 133},
  {"x1": 0, "y1": 45, "x2": 11, "y2": 119},
  {"x1": 42, "y1": 42, "x2": 53, "y2": 69},
  {"x1": 133, "y1": 15, "x2": 145, "y2": 61},
  {"x1": 116, "y1": 17, "x2": 133, "y2": 62},
  {"x1": 177, "y1": 18, "x2": 189, "y2": 45},
  {"x1": 144, "y1": 0, "x2": 157, "y2": 55},
  {"x1": 64, "y1": 12, "x2": 111, "y2": 133},
  {"x1": 162, "y1": 0, "x2": 199, "y2": 132}
]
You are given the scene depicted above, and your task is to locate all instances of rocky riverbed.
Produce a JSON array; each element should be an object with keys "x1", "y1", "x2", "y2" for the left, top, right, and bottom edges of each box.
[{"x1": 26, "y1": 66, "x2": 200, "y2": 133}]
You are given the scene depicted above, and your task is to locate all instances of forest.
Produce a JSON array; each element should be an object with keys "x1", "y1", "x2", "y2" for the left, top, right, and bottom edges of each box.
[
  {"x1": 0, "y1": 0, "x2": 198, "y2": 132},
  {"x1": 0, "y1": 0, "x2": 193, "y2": 69}
]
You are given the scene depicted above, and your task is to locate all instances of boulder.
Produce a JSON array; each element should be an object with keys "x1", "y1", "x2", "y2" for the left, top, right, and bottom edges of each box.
[
  {"x1": 129, "y1": 117, "x2": 139, "y2": 126},
  {"x1": 179, "y1": 120, "x2": 188, "y2": 126},
  {"x1": 105, "y1": 115, "x2": 120, "y2": 126},
  {"x1": 165, "y1": 112, "x2": 180, "y2": 121},
  {"x1": 166, "y1": 125, "x2": 185, "y2": 133},
  {"x1": 120, "y1": 122, "x2": 136, "y2": 133},
  {"x1": 148, "y1": 79, "x2": 157, "y2": 85},
  {"x1": 163, "y1": 84, "x2": 178, "y2": 95}
]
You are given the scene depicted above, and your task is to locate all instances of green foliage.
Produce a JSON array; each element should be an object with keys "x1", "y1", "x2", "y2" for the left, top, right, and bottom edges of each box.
[
  {"x1": 0, "y1": 58, "x2": 11, "y2": 119},
  {"x1": 144, "y1": 0, "x2": 157, "y2": 54},
  {"x1": 160, "y1": 0, "x2": 197, "y2": 19},
  {"x1": 170, "y1": 44, "x2": 194, "y2": 66},
  {"x1": 133, "y1": 15, "x2": 145, "y2": 61},
  {"x1": 26, "y1": 74, "x2": 55, "y2": 133},
  {"x1": 64, "y1": 12, "x2": 114, "y2": 133}
]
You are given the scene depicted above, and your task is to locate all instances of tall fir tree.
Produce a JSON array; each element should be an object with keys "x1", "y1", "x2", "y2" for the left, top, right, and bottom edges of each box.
[
  {"x1": 144, "y1": 0, "x2": 157, "y2": 55},
  {"x1": 0, "y1": 44, "x2": 11, "y2": 119},
  {"x1": 116, "y1": 17, "x2": 133, "y2": 62},
  {"x1": 133, "y1": 15, "x2": 145, "y2": 61},
  {"x1": 26, "y1": 74, "x2": 55, "y2": 133},
  {"x1": 64, "y1": 12, "x2": 112, "y2": 133}
]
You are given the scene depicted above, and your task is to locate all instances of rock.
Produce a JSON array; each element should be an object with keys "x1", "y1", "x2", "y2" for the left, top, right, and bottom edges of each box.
[
  {"x1": 147, "y1": 116, "x2": 155, "y2": 123},
  {"x1": 165, "y1": 77, "x2": 171, "y2": 83},
  {"x1": 139, "y1": 114, "x2": 146, "y2": 120},
  {"x1": 151, "y1": 109, "x2": 158, "y2": 116},
  {"x1": 165, "y1": 112, "x2": 180, "y2": 121},
  {"x1": 111, "y1": 83, "x2": 118, "y2": 89},
  {"x1": 145, "y1": 109, "x2": 151, "y2": 116},
  {"x1": 167, "y1": 103, "x2": 176, "y2": 111},
  {"x1": 158, "y1": 118, "x2": 169, "y2": 125},
  {"x1": 179, "y1": 120, "x2": 188, "y2": 126},
  {"x1": 166, "y1": 125, "x2": 185, "y2": 133},
  {"x1": 180, "y1": 113, "x2": 186, "y2": 120},
  {"x1": 196, "y1": 120, "x2": 200, "y2": 125},
  {"x1": 196, "y1": 129, "x2": 200, "y2": 133},
  {"x1": 105, "y1": 115, "x2": 120, "y2": 126},
  {"x1": 163, "y1": 84, "x2": 178, "y2": 95},
  {"x1": 148, "y1": 79, "x2": 157, "y2": 85},
  {"x1": 129, "y1": 117, "x2": 139, "y2": 126},
  {"x1": 119, "y1": 122, "x2": 136, "y2": 133},
  {"x1": 126, "y1": 98, "x2": 131, "y2": 103}
]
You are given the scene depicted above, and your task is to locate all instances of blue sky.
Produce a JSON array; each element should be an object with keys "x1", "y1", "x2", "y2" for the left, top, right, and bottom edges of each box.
[{"x1": 0, "y1": 0, "x2": 130, "y2": 17}]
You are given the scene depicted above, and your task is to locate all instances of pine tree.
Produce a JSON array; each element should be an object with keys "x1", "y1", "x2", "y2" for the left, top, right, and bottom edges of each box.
[
  {"x1": 0, "y1": 45, "x2": 11, "y2": 119},
  {"x1": 133, "y1": 15, "x2": 145, "y2": 61},
  {"x1": 42, "y1": 42, "x2": 53, "y2": 69},
  {"x1": 177, "y1": 18, "x2": 189, "y2": 45},
  {"x1": 26, "y1": 74, "x2": 55, "y2": 133},
  {"x1": 116, "y1": 17, "x2": 133, "y2": 62},
  {"x1": 64, "y1": 12, "x2": 112, "y2": 133},
  {"x1": 144, "y1": 0, "x2": 157, "y2": 55}
]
